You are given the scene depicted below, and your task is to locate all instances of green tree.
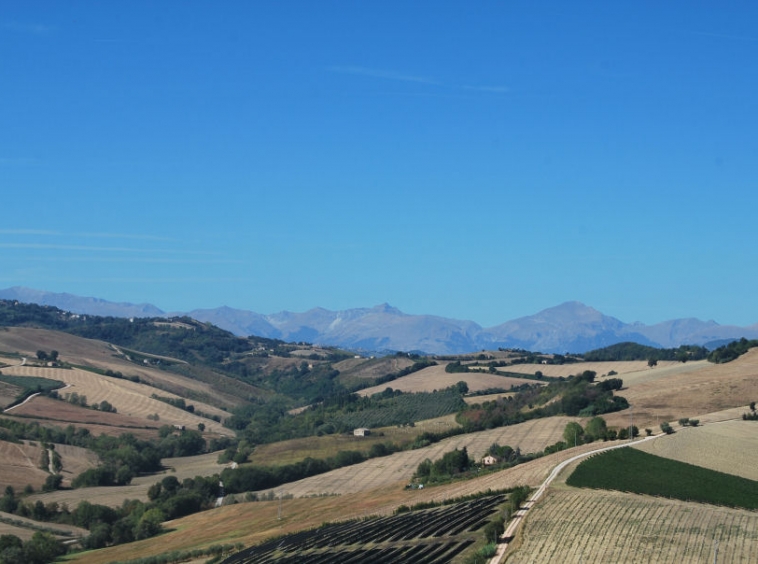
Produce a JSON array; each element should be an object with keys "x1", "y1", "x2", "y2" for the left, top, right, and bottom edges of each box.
[
  {"x1": 584, "y1": 416, "x2": 608, "y2": 441},
  {"x1": 563, "y1": 422, "x2": 584, "y2": 446}
]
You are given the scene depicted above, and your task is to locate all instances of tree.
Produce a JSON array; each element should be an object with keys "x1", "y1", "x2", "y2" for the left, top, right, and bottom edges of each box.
[
  {"x1": 648, "y1": 358, "x2": 658, "y2": 368},
  {"x1": 197, "y1": 422, "x2": 205, "y2": 432},
  {"x1": 660, "y1": 421, "x2": 674, "y2": 434},
  {"x1": 584, "y1": 416, "x2": 608, "y2": 441},
  {"x1": 36, "y1": 350, "x2": 48, "y2": 361},
  {"x1": 563, "y1": 422, "x2": 584, "y2": 446}
]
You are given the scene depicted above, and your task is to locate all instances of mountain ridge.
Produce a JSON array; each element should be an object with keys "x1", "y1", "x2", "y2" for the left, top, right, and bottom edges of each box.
[{"x1": 1, "y1": 286, "x2": 756, "y2": 355}]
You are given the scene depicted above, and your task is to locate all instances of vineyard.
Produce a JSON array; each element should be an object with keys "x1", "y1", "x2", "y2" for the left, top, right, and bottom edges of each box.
[
  {"x1": 506, "y1": 488, "x2": 758, "y2": 563},
  {"x1": 335, "y1": 389, "x2": 466, "y2": 429},
  {"x1": 222, "y1": 493, "x2": 507, "y2": 564},
  {"x1": 566, "y1": 447, "x2": 758, "y2": 510}
]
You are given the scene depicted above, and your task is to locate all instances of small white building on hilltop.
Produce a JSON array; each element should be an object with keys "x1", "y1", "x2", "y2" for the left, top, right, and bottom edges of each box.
[{"x1": 353, "y1": 428, "x2": 371, "y2": 437}]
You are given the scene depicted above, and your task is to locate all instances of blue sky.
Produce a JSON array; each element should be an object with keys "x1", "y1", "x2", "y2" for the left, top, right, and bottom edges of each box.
[{"x1": 2, "y1": 2, "x2": 757, "y2": 327}]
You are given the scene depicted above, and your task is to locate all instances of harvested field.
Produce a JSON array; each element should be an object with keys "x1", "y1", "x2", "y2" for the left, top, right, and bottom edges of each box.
[
  {"x1": 0, "y1": 439, "x2": 50, "y2": 490},
  {"x1": 252, "y1": 416, "x2": 575, "y2": 499},
  {"x1": 0, "y1": 439, "x2": 99, "y2": 490},
  {"x1": 501, "y1": 360, "x2": 680, "y2": 379},
  {"x1": 633, "y1": 420, "x2": 758, "y2": 481},
  {"x1": 2, "y1": 365, "x2": 231, "y2": 435},
  {"x1": 26, "y1": 450, "x2": 230, "y2": 509},
  {"x1": 464, "y1": 392, "x2": 516, "y2": 405},
  {"x1": 5, "y1": 396, "x2": 162, "y2": 437},
  {"x1": 506, "y1": 488, "x2": 758, "y2": 563},
  {"x1": 357, "y1": 364, "x2": 536, "y2": 397},
  {"x1": 602, "y1": 350, "x2": 758, "y2": 430}
]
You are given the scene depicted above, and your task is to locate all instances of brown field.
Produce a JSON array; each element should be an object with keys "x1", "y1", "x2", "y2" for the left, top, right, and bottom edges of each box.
[
  {"x1": 1, "y1": 365, "x2": 232, "y2": 436},
  {"x1": 0, "y1": 439, "x2": 50, "y2": 490},
  {"x1": 602, "y1": 350, "x2": 758, "y2": 430},
  {"x1": 357, "y1": 363, "x2": 536, "y2": 396},
  {"x1": 501, "y1": 360, "x2": 681, "y2": 378},
  {"x1": 464, "y1": 392, "x2": 517, "y2": 405},
  {"x1": 633, "y1": 420, "x2": 758, "y2": 481},
  {"x1": 505, "y1": 488, "x2": 758, "y2": 563},
  {"x1": 0, "y1": 439, "x2": 98, "y2": 490},
  {"x1": 5, "y1": 396, "x2": 162, "y2": 438},
  {"x1": 0, "y1": 381, "x2": 21, "y2": 410}
]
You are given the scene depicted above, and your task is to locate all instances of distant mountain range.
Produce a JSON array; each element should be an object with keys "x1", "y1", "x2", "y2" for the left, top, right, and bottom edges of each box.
[{"x1": 2, "y1": 286, "x2": 757, "y2": 355}]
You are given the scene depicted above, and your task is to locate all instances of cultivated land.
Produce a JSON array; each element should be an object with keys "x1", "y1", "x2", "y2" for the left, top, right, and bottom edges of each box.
[
  {"x1": 357, "y1": 363, "x2": 537, "y2": 396},
  {"x1": 504, "y1": 488, "x2": 758, "y2": 563},
  {"x1": 0, "y1": 439, "x2": 99, "y2": 490},
  {"x1": 1, "y1": 365, "x2": 231, "y2": 436},
  {"x1": 633, "y1": 419, "x2": 758, "y2": 481}
]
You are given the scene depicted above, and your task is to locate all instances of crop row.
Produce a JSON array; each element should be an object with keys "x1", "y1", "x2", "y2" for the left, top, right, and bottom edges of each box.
[
  {"x1": 222, "y1": 494, "x2": 505, "y2": 564},
  {"x1": 224, "y1": 539, "x2": 475, "y2": 564},
  {"x1": 508, "y1": 488, "x2": 758, "y2": 563}
]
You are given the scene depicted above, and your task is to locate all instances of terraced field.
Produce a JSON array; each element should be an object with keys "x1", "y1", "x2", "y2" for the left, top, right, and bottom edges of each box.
[{"x1": 506, "y1": 488, "x2": 758, "y2": 563}]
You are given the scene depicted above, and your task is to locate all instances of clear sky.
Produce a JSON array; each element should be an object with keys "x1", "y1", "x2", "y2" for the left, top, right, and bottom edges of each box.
[{"x1": 2, "y1": 2, "x2": 757, "y2": 327}]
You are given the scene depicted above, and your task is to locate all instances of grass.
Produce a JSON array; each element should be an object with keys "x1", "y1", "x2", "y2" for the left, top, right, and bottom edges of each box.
[{"x1": 567, "y1": 447, "x2": 758, "y2": 510}]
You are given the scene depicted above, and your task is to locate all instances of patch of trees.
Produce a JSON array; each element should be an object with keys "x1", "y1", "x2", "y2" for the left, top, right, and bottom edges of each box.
[
  {"x1": 226, "y1": 386, "x2": 467, "y2": 445},
  {"x1": 414, "y1": 447, "x2": 473, "y2": 484},
  {"x1": 456, "y1": 371, "x2": 629, "y2": 433},
  {"x1": 708, "y1": 338, "x2": 758, "y2": 364},
  {"x1": 0, "y1": 530, "x2": 66, "y2": 564},
  {"x1": 583, "y1": 342, "x2": 708, "y2": 362}
]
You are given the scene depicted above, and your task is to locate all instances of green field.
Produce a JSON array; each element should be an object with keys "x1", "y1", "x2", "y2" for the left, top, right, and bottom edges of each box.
[{"x1": 567, "y1": 447, "x2": 758, "y2": 510}]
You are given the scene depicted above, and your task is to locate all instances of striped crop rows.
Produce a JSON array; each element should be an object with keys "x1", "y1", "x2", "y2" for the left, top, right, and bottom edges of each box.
[
  {"x1": 507, "y1": 488, "x2": 758, "y2": 563},
  {"x1": 222, "y1": 494, "x2": 506, "y2": 564}
]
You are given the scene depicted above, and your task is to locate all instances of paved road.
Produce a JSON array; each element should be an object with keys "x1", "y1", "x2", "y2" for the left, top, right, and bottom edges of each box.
[{"x1": 488, "y1": 434, "x2": 661, "y2": 564}]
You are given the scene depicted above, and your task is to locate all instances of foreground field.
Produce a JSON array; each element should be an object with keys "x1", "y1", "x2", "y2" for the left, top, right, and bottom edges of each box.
[
  {"x1": 505, "y1": 488, "x2": 758, "y2": 563},
  {"x1": 633, "y1": 420, "x2": 758, "y2": 481},
  {"x1": 68, "y1": 443, "x2": 607, "y2": 564}
]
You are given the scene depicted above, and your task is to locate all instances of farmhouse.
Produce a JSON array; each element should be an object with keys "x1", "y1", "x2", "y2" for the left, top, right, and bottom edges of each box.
[
  {"x1": 482, "y1": 455, "x2": 499, "y2": 466},
  {"x1": 353, "y1": 428, "x2": 371, "y2": 437}
]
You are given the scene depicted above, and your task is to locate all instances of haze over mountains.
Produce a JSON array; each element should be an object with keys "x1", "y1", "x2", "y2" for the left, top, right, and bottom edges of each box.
[{"x1": 2, "y1": 286, "x2": 756, "y2": 355}]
